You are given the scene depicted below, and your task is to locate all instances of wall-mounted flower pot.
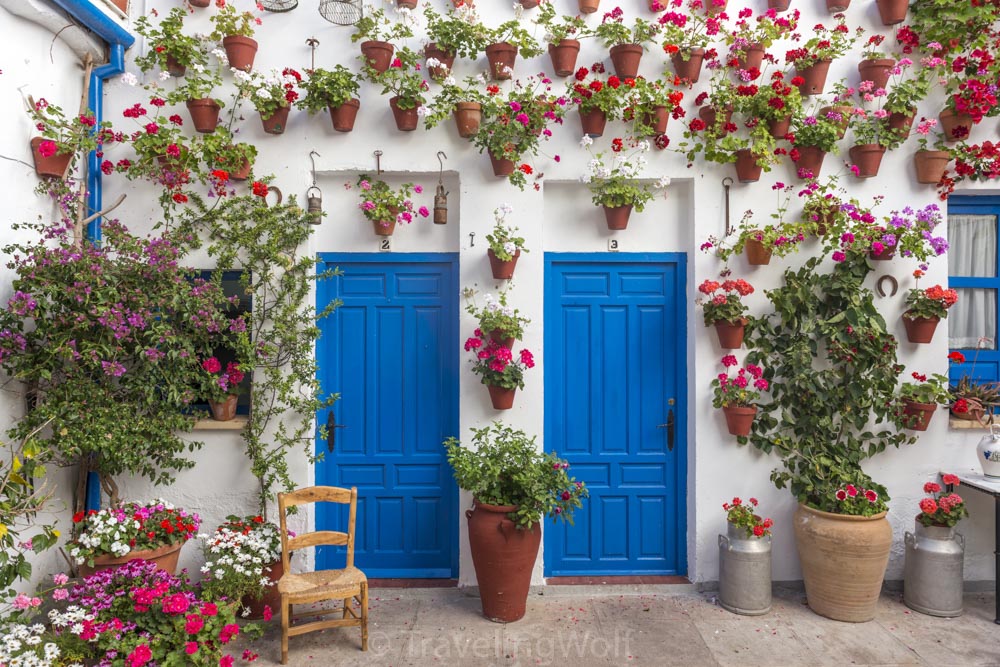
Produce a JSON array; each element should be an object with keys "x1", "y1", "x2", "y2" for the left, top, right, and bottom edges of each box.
[
  {"x1": 670, "y1": 48, "x2": 704, "y2": 83},
  {"x1": 518, "y1": 0, "x2": 540, "y2": 6},
  {"x1": 424, "y1": 42, "x2": 455, "y2": 80},
  {"x1": 699, "y1": 104, "x2": 733, "y2": 136},
  {"x1": 489, "y1": 152, "x2": 515, "y2": 176},
  {"x1": 485, "y1": 42, "x2": 518, "y2": 80},
  {"x1": 705, "y1": 0, "x2": 727, "y2": 15},
  {"x1": 222, "y1": 35, "x2": 258, "y2": 72},
  {"x1": 487, "y1": 385, "x2": 516, "y2": 410},
  {"x1": 209, "y1": 394, "x2": 238, "y2": 421},
  {"x1": 714, "y1": 318, "x2": 747, "y2": 349},
  {"x1": 29, "y1": 137, "x2": 71, "y2": 179},
  {"x1": 578, "y1": 0, "x2": 600, "y2": 13},
  {"x1": 737, "y1": 44, "x2": 765, "y2": 72},
  {"x1": 888, "y1": 107, "x2": 917, "y2": 140},
  {"x1": 939, "y1": 108, "x2": 973, "y2": 142},
  {"x1": 849, "y1": 144, "x2": 886, "y2": 178},
  {"x1": 190, "y1": 0, "x2": 210, "y2": 7},
  {"x1": 397, "y1": 0, "x2": 417, "y2": 8},
  {"x1": 489, "y1": 329, "x2": 516, "y2": 349},
  {"x1": 647, "y1": 0, "x2": 664, "y2": 9},
  {"x1": 229, "y1": 157, "x2": 252, "y2": 181},
  {"x1": 722, "y1": 405, "x2": 756, "y2": 437},
  {"x1": 858, "y1": 58, "x2": 894, "y2": 90},
  {"x1": 466, "y1": 501, "x2": 539, "y2": 621},
  {"x1": 902, "y1": 399, "x2": 937, "y2": 431},
  {"x1": 260, "y1": 105, "x2": 291, "y2": 134},
  {"x1": 361, "y1": 40, "x2": 394, "y2": 74},
  {"x1": 914, "y1": 150, "x2": 950, "y2": 184},
  {"x1": 548, "y1": 39, "x2": 581, "y2": 77},
  {"x1": 165, "y1": 54, "x2": 186, "y2": 77},
  {"x1": 389, "y1": 96, "x2": 419, "y2": 131},
  {"x1": 826, "y1": 0, "x2": 850, "y2": 10},
  {"x1": 869, "y1": 242, "x2": 895, "y2": 260},
  {"x1": 609, "y1": 43, "x2": 643, "y2": 79},
  {"x1": 488, "y1": 249, "x2": 520, "y2": 280},
  {"x1": 876, "y1": 0, "x2": 908, "y2": 24},
  {"x1": 794, "y1": 146, "x2": 827, "y2": 180},
  {"x1": 603, "y1": 204, "x2": 633, "y2": 230},
  {"x1": 820, "y1": 104, "x2": 851, "y2": 139},
  {"x1": 641, "y1": 105, "x2": 669, "y2": 136},
  {"x1": 453, "y1": 102, "x2": 482, "y2": 138},
  {"x1": 744, "y1": 237, "x2": 772, "y2": 266},
  {"x1": 903, "y1": 312, "x2": 939, "y2": 344},
  {"x1": 734, "y1": 150, "x2": 763, "y2": 183},
  {"x1": 579, "y1": 108, "x2": 607, "y2": 138},
  {"x1": 795, "y1": 58, "x2": 832, "y2": 96},
  {"x1": 329, "y1": 98, "x2": 360, "y2": 132},
  {"x1": 767, "y1": 115, "x2": 791, "y2": 139},
  {"x1": 186, "y1": 98, "x2": 221, "y2": 133},
  {"x1": 768, "y1": 0, "x2": 791, "y2": 10},
  {"x1": 372, "y1": 218, "x2": 397, "y2": 236}
]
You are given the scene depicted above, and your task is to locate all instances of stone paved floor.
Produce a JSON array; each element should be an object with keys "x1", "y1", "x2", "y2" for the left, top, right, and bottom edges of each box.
[{"x1": 236, "y1": 586, "x2": 1000, "y2": 667}]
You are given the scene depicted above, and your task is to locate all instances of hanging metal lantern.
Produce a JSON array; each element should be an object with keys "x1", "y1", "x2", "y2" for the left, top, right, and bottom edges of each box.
[
  {"x1": 306, "y1": 186, "x2": 323, "y2": 225},
  {"x1": 434, "y1": 151, "x2": 448, "y2": 225}
]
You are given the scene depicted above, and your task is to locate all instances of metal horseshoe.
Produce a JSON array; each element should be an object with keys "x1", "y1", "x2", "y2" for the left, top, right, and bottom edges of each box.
[{"x1": 876, "y1": 274, "x2": 898, "y2": 298}]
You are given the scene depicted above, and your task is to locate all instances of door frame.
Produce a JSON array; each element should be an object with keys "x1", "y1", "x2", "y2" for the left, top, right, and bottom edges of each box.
[
  {"x1": 315, "y1": 252, "x2": 460, "y2": 578},
  {"x1": 542, "y1": 252, "x2": 688, "y2": 577}
]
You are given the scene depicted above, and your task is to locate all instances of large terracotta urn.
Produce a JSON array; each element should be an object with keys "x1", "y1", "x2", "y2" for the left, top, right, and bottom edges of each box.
[{"x1": 466, "y1": 501, "x2": 541, "y2": 623}]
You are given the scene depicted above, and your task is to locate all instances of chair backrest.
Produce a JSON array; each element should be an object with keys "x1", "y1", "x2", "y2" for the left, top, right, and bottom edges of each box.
[{"x1": 277, "y1": 485, "x2": 357, "y2": 572}]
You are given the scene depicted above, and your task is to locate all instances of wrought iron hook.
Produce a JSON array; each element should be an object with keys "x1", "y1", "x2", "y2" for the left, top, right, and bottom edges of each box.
[
  {"x1": 309, "y1": 150, "x2": 320, "y2": 187},
  {"x1": 374, "y1": 150, "x2": 383, "y2": 176},
  {"x1": 305, "y1": 37, "x2": 320, "y2": 71},
  {"x1": 437, "y1": 151, "x2": 447, "y2": 182},
  {"x1": 722, "y1": 177, "x2": 734, "y2": 237}
]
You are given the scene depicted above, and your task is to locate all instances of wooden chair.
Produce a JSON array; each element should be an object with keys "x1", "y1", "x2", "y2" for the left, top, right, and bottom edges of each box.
[{"x1": 277, "y1": 486, "x2": 368, "y2": 664}]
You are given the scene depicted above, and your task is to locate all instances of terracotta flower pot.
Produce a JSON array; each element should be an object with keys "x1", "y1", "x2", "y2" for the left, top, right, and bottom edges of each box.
[
  {"x1": 670, "y1": 48, "x2": 705, "y2": 83},
  {"x1": 489, "y1": 152, "x2": 515, "y2": 177},
  {"x1": 737, "y1": 44, "x2": 765, "y2": 72},
  {"x1": 795, "y1": 59, "x2": 832, "y2": 96},
  {"x1": 902, "y1": 399, "x2": 937, "y2": 431},
  {"x1": 29, "y1": 137, "x2": 71, "y2": 179},
  {"x1": 397, "y1": 0, "x2": 417, "y2": 8},
  {"x1": 768, "y1": 0, "x2": 791, "y2": 10},
  {"x1": 794, "y1": 146, "x2": 826, "y2": 179},
  {"x1": 913, "y1": 150, "x2": 951, "y2": 184},
  {"x1": 939, "y1": 109, "x2": 973, "y2": 142},
  {"x1": 714, "y1": 318, "x2": 747, "y2": 349},
  {"x1": 240, "y1": 558, "x2": 285, "y2": 620},
  {"x1": 744, "y1": 237, "x2": 772, "y2": 266},
  {"x1": 372, "y1": 218, "x2": 397, "y2": 237},
  {"x1": 858, "y1": 59, "x2": 895, "y2": 90},
  {"x1": 869, "y1": 242, "x2": 895, "y2": 260},
  {"x1": 389, "y1": 96, "x2": 419, "y2": 131},
  {"x1": 361, "y1": 40, "x2": 394, "y2": 74},
  {"x1": 820, "y1": 104, "x2": 852, "y2": 139},
  {"x1": 609, "y1": 43, "x2": 643, "y2": 79},
  {"x1": 488, "y1": 249, "x2": 520, "y2": 280},
  {"x1": 209, "y1": 394, "x2": 238, "y2": 421},
  {"x1": 424, "y1": 42, "x2": 455, "y2": 80},
  {"x1": 186, "y1": 98, "x2": 221, "y2": 133},
  {"x1": 222, "y1": 35, "x2": 258, "y2": 72},
  {"x1": 466, "y1": 501, "x2": 540, "y2": 622},
  {"x1": 765, "y1": 115, "x2": 791, "y2": 140},
  {"x1": 641, "y1": 106, "x2": 669, "y2": 136},
  {"x1": 329, "y1": 98, "x2": 360, "y2": 132},
  {"x1": 699, "y1": 105, "x2": 733, "y2": 136},
  {"x1": 77, "y1": 541, "x2": 186, "y2": 578},
  {"x1": 485, "y1": 42, "x2": 518, "y2": 80},
  {"x1": 888, "y1": 108, "x2": 917, "y2": 140},
  {"x1": 734, "y1": 150, "x2": 763, "y2": 183},
  {"x1": 603, "y1": 204, "x2": 633, "y2": 230},
  {"x1": 705, "y1": 0, "x2": 727, "y2": 15},
  {"x1": 876, "y1": 0, "x2": 908, "y2": 25},
  {"x1": 260, "y1": 105, "x2": 291, "y2": 135},
  {"x1": 487, "y1": 385, "x2": 516, "y2": 410},
  {"x1": 848, "y1": 144, "x2": 886, "y2": 178},
  {"x1": 794, "y1": 504, "x2": 891, "y2": 623},
  {"x1": 548, "y1": 39, "x2": 581, "y2": 77},
  {"x1": 722, "y1": 405, "x2": 756, "y2": 437},
  {"x1": 190, "y1": 0, "x2": 211, "y2": 6},
  {"x1": 165, "y1": 54, "x2": 186, "y2": 77},
  {"x1": 489, "y1": 329, "x2": 516, "y2": 349},
  {"x1": 453, "y1": 102, "x2": 482, "y2": 138},
  {"x1": 579, "y1": 108, "x2": 607, "y2": 138},
  {"x1": 518, "y1": 0, "x2": 540, "y2": 6},
  {"x1": 903, "y1": 312, "x2": 939, "y2": 344},
  {"x1": 825, "y1": 0, "x2": 850, "y2": 10},
  {"x1": 578, "y1": 0, "x2": 600, "y2": 13},
  {"x1": 228, "y1": 157, "x2": 252, "y2": 181}
]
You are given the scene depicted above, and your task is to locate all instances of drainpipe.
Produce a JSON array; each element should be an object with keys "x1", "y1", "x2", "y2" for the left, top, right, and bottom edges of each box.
[{"x1": 46, "y1": 0, "x2": 134, "y2": 508}]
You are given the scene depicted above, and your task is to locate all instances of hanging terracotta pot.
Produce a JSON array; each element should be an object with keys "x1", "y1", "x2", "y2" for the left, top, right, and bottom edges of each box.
[
  {"x1": 488, "y1": 249, "x2": 520, "y2": 280},
  {"x1": 888, "y1": 107, "x2": 917, "y2": 139},
  {"x1": 518, "y1": 0, "x2": 540, "y2": 6},
  {"x1": 228, "y1": 156, "x2": 252, "y2": 181},
  {"x1": 670, "y1": 48, "x2": 704, "y2": 83},
  {"x1": 647, "y1": 0, "x2": 664, "y2": 8},
  {"x1": 548, "y1": 39, "x2": 581, "y2": 77},
  {"x1": 397, "y1": 0, "x2": 418, "y2": 8},
  {"x1": 29, "y1": 137, "x2": 71, "y2": 179},
  {"x1": 372, "y1": 218, "x2": 397, "y2": 237},
  {"x1": 858, "y1": 59, "x2": 894, "y2": 90},
  {"x1": 329, "y1": 98, "x2": 360, "y2": 132},
  {"x1": 260, "y1": 105, "x2": 291, "y2": 135},
  {"x1": 222, "y1": 35, "x2": 258, "y2": 72},
  {"x1": 767, "y1": 115, "x2": 791, "y2": 139},
  {"x1": 208, "y1": 394, "x2": 238, "y2": 421},
  {"x1": 744, "y1": 237, "x2": 772, "y2": 266},
  {"x1": 579, "y1": 0, "x2": 600, "y2": 12},
  {"x1": 819, "y1": 104, "x2": 852, "y2": 139},
  {"x1": 389, "y1": 96, "x2": 419, "y2": 132},
  {"x1": 734, "y1": 150, "x2": 763, "y2": 183},
  {"x1": 722, "y1": 405, "x2": 756, "y2": 437},
  {"x1": 240, "y1": 558, "x2": 285, "y2": 619},
  {"x1": 641, "y1": 105, "x2": 669, "y2": 136},
  {"x1": 579, "y1": 108, "x2": 607, "y2": 138},
  {"x1": 489, "y1": 329, "x2": 516, "y2": 349},
  {"x1": 186, "y1": 98, "x2": 221, "y2": 133},
  {"x1": 826, "y1": 0, "x2": 850, "y2": 10},
  {"x1": 714, "y1": 318, "x2": 747, "y2": 349},
  {"x1": 603, "y1": 204, "x2": 633, "y2": 230},
  {"x1": 453, "y1": 102, "x2": 482, "y2": 138},
  {"x1": 737, "y1": 44, "x2": 765, "y2": 72},
  {"x1": 485, "y1": 42, "x2": 518, "y2": 80},
  {"x1": 466, "y1": 501, "x2": 540, "y2": 622},
  {"x1": 705, "y1": 0, "x2": 727, "y2": 15},
  {"x1": 795, "y1": 59, "x2": 832, "y2": 96},
  {"x1": 487, "y1": 385, "x2": 516, "y2": 410},
  {"x1": 876, "y1": 0, "x2": 908, "y2": 24},
  {"x1": 77, "y1": 541, "x2": 185, "y2": 578},
  {"x1": 361, "y1": 40, "x2": 394, "y2": 73},
  {"x1": 794, "y1": 146, "x2": 827, "y2": 180},
  {"x1": 913, "y1": 150, "x2": 951, "y2": 184},
  {"x1": 903, "y1": 312, "x2": 939, "y2": 344},
  {"x1": 165, "y1": 54, "x2": 186, "y2": 77},
  {"x1": 794, "y1": 504, "x2": 891, "y2": 622},
  {"x1": 902, "y1": 399, "x2": 937, "y2": 431},
  {"x1": 189, "y1": 0, "x2": 211, "y2": 6},
  {"x1": 768, "y1": 0, "x2": 791, "y2": 10},
  {"x1": 424, "y1": 42, "x2": 455, "y2": 80},
  {"x1": 939, "y1": 108, "x2": 973, "y2": 142},
  {"x1": 489, "y1": 152, "x2": 515, "y2": 177},
  {"x1": 869, "y1": 242, "x2": 895, "y2": 260},
  {"x1": 848, "y1": 144, "x2": 886, "y2": 178},
  {"x1": 698, "y1": 105, "x2": 733, "y2": 136},
  {"x1": 609, "y1": 44, "x2": 643, "y2": 79}
]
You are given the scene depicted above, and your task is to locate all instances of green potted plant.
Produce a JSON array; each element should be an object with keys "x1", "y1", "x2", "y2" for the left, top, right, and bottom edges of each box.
[
  {"x1": 209, "y1": 2, "x2": 261, "y2": 71},
  {"x1": 422, "y1": 76, "x2": 491, "y2": 137},
  {"x1": 422, "y1": 5, "x2": 488, "y2": 81},
  {"x1": 444, "y1": 422, "x2": 587, "y2": 621},
  {"x1": 197, "y1": 356, "x2": 246, "y2": 421},
  {"x1": 711, "y1": 355, "x2": 769, "y2": 436},
  {"x1": 567, "y1": 64, "x2": 632, "y2": 137},
  {"x1": 659, "y1": 0, "x2": 724, "y2": 83},
  {"x1": 200, "y1": 514, "x2": 283, "y2": 619},
  {"x1": 485, "y1": 204, "x2": 527, "y2": 280},
  {"x1": 366, "y1": 47, "x2": 429, "y2": 132},
  {"x1": 462, "y1": 329, "x2": 536, "y2": 409},
  {"x1": 234, "y1": 67, "x2": 301, "y2": 135},
  {"x1": 902, "y1": 282, "x2": 958, "y2": 344},
  {"x1": 198, "y1": 126, "x2": 257, "y2": 181},
  {"x1": 296, "y1": 65, "x2": 362, "y2": 132},
  {"x1": 745, "y1": 70, "x2": 803, "y2": 140},
  {"x1": 624, "y1": 76, "x2": 684, "y2": 137},
  {"x1": 582, "y1": 137, "x2": 666, "y2": 229},
  {"x1": 686, "y1": 87, "x2": 781, "y2": 182},
  {"x1": 166, "y1": 59, "x2": 225, "y2": 134},
  {"x1": 857, "y1": 35, "x2": 895, "y2": 89},
  {"x1": 867, "y1": 204, "x2": 947, "y2": 262},
  {"x1": 465, "y1": 289, "x2": 530, "y2": 346},
  {"x1": 845, "y1": 82, "x2": 907, "y2": 178},
  {"x1": 789, "y1": 109, "x2": 842, "y2": 179},
  {"x1": 536, "y1": 3, "x2": 589, "y2": 76},
  {"x1": 134, "y1": 7, "x2": 205, "y2": 77},
  {"x1": 796, "y1": 174, "x2": 848, "y2": 237},
  {"x1": 483, "y1": 20, "x2": 543, "y2": 80},
  {"x1": 117, "y1": 97, "x2": 200, "y2": 186},
  {"x1": 783, "y1": 14, "x2": 861, "y2": 95},
  {"x1": 353, "y1": 174, "x2": 429, "y2": 236},
  {"x1": 948, "y1": 347, "x2": 1000, "y2": 422},
  {"x1": 912, "y1": 117, "x2": 951, "y2": 184},
  {"x1": 897, "y1": 371, "x2": 951, "y2": 431},
  {"x1": 698, "y1": 277, "x2": 755, "y2": 349},
  {"x1": 350, "y1": 7, "x2": 415, "y2": 73},
  {"x1": 883, "y1": 56, "x2": 933, "y2": 140},
  {"x1": 722, "y1": 5, "x2": 799, "y2": 73},
  {"x1": 591, "y1": 7, "x2": 660, "y2": 79},
  {"x1": 25, "y1": 97, "x2": 106, "y2": 179}
]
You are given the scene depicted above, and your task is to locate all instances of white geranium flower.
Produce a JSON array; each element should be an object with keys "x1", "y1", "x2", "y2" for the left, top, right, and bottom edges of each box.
[
  {"x1": 579, "y1": 135, "x2": 594, "y2": 148},
  {"x1": 120, "y1": 72, "x2": 138, "y2": 86}
]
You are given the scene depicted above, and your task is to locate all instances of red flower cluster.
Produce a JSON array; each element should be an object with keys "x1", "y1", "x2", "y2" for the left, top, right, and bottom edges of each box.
[{"x1": 834, "y1": 484, "x2": 879, "y2": 503}]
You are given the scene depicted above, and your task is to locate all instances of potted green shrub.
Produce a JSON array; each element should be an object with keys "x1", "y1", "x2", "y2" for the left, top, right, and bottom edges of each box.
[
  {"x1": 485, "y1": 204, "x2": 527, "y2": 280},
  {"x1": 897, "y1": 371, "x2": 950, "y2": 431},
  {"x1": 25, "y1": 97, "x2": 106, "y2": 179},
  {"x1": 353, "y1": 174, "x2": 429, "y2": 236},
  {"x1": 200, "y1": 514, "x2": 283, "y2": 619},
  {"x1": 483, "y1": 20, "x2": 543, "y2": 80},
  {"x1": 582, "y1": 137, "x2": 666, "y2": 229},
  {"x1": 902, "y1": 283, "x2": 958, "y2": 344},
  {"x1": 625, "y1": 77, "x2": 684, "y2": 137},
  {"x1": 465, "y1": 289, "x2": 530, "y2": 347},
  {"x1": 198, "y1": 126, "x2": 257, "y2": 181},
  {"x1": 364, "y1": 47, "x2": 428, "y2": 132},
  {"x1": 422, "y1": 76, "x2": 491, "y2": 137},
  {"x1": 444, "y1": 422, "x2": 588, "y2": 621},
  {"x1": 234, "y1": 67, "x2": 301, "y2": 135},
  {"x1": 166, "y1": 58, "x2": 225, "y2": 134},
  {"x1": 296, "y1": 65, "x2": 362, "y2": 132},
  {"x1": 591, "y1": 7, "x2": 660, "y2": 79},
  {"x1": 134, "y1": 7, "x2": 204, "y2": 77},
  {"x1": 659, "y1": 0, "x2": 723, "y2": 83},
  {"x1": 209, "y1": 3, "x2": 261, "y2": 72},
  {"x1": 350, "y1": 7, "x2": 415, "y2": 73},
  {"x1": 698, "y1": 277, "x2": 755, "y2": 349},
  {"x1": 422, "y1": 5, "x2": 488, "y2": 82},
  {"x1": 536, "y1": 3, "x2": 589, "y2": 76}
]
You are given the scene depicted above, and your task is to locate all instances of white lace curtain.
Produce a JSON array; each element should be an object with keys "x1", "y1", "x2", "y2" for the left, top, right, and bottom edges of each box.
[{"x1": 948, "y1": 213, "x2": 997, "y2": 349}]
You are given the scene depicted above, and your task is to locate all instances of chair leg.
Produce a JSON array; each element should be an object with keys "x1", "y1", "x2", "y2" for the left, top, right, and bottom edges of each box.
[
  {"x1": 342, "y1": 596, "x2": 351, "y2": 619},
  {"x1": 280, "y1": 594, "x2": 290, "y2": 665},
  {"x1": 360, "y1": 582, "x2": 369, "y2": 652}
]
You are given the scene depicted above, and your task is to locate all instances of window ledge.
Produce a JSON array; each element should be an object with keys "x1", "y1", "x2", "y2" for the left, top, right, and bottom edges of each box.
[
  {"x1": 193, "y1": 415, "x2": 248, "y2": 431},
  {"x1": 949, "y1": 418, "x2": 995, "y2": 430}
]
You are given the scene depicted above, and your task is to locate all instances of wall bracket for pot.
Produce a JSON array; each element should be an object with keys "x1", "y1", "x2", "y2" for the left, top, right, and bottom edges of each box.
[
  {"x1": 722, "y1": 176, "x2": 734, "y2": 237},
  {"x1": 373, "y1": 149, "x2": 383, "y2": 176},
  {"x1": 306, "y1": 37, "x2": 319, "y2": 70}
]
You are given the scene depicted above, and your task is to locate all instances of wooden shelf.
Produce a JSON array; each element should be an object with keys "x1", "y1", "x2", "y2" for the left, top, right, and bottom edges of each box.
[
  {"x1": 192, "y1": 415, "x2": 248, "y2": 431},
  {"x1": 950, "y1": 418, "x2": 994, "y2": 430}
]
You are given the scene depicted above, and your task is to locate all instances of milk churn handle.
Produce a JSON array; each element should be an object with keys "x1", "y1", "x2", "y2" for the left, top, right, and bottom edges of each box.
[
  {"x1": 904, "y1": 531, "x2": 916, "y2": 549},
  {"x1": 956, "y1": 532, "x2": 965, "y2": 550},
  {"x1": 718, "y1": 534, "x2": 731, "y2": 551}
]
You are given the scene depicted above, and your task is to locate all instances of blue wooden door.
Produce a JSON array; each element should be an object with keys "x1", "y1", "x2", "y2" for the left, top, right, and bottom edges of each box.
[
  {"x1": 544, "y1": 254, "x2": 687, "y2": 576},
  {"x1": 316, "y1": 254, "x2": 458, "y2": 578}
]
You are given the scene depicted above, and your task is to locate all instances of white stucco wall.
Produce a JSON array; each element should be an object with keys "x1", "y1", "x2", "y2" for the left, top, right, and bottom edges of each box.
[{"x1": 2, "y1": 0, "x2": 997, "y2": 589}]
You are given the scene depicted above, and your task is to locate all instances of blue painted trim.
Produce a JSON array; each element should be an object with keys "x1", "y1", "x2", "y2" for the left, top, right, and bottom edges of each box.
[
  {"x1": 317, "y1": 252, "x2": 459, "y2": 265},
  {"x1": 49, "y1": 0, "x2": 135, "y2": 48}
]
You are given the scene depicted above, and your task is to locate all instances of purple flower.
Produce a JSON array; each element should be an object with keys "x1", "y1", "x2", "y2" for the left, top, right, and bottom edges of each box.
[{"x1": 101, "y1": 360, "x2": 126, "y2": 377}]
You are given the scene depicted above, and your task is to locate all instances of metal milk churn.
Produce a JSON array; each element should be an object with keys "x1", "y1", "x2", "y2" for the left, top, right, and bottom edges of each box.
[
  {"x1": 718, "y1": 522, "x2": 772, "y2": 615},
  {"x1": 976, "y1": 424, "x2": 1000, "y2": 477},
  {"x1": 903, "y1": 520, "x2": 965, "y2": 617}
]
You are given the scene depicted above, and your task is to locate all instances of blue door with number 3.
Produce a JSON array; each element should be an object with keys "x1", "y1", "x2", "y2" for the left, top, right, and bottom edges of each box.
[
  {"x1": 315, "y1": 254, "x2": 459, "y2": 578},
  {"x1": 544, "y1": 254, "x2": 687, "y2": 576}
]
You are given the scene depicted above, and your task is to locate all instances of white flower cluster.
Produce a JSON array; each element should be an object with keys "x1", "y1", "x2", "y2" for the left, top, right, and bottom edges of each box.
[
  {"x1": 0, "y1": 607, "x2": 93, "y2": 667},
  {"x1": 483, "y1": 294, "x2": 514, "y2": 318},
  {"x1": 200, "y1": 523, "x2": 282, "y2": 585}
]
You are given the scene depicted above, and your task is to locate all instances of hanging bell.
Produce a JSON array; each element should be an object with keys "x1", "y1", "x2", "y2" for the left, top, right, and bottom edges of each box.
[
  {"x1": 306, "y1": 186, "x2": 323, "y2": 225},
  {"x1": 433, "y1": 183, "x2": 448, "y2": 225}
]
